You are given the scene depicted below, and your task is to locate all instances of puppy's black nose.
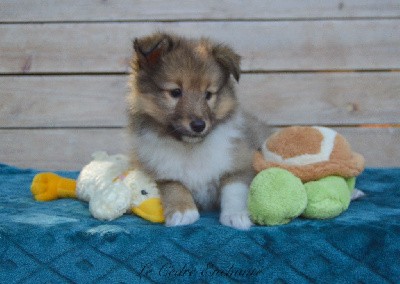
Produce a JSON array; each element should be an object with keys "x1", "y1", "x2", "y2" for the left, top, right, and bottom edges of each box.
[{"x1": 190, "y1": 119, "x2": 206, "y2": 133}]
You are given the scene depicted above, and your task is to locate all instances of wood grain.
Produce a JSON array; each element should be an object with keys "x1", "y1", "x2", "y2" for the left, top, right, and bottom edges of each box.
[
  {"x1": 1, "y1": 20, "x2": 399, "y2": 73},
  {"x1": 0, "y1": 75, "x2": 129, "y2": 127},
  {"x1": 1, "y1": 1, "x2": 398, "y2": 168},
  {"x1": 1, "y1": 73, "x2": 399, "y2": 128},
  {"x1": 239, "y1": 72, "x2": 400, "y2": 125},
  {"x1": 1, "y1": 0, "x2": 399, "y2": 22},
  {"x1": 0, "y1": 127, "x2": 398, "y2": 170},
  {"x1": 337, "y1": 127, "x2": 400, "y2": 168},
  {"x1": 0, "y1": 128, "x2": 129, "y2": 170}
]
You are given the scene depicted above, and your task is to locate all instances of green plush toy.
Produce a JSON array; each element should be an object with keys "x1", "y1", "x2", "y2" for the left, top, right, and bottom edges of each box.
[
  {"x1": 248, "y1": 168, "x2": 307, "y2": 225},
  {"x1": 302, "y1": 175, "x2": 355, "y2": 219},
  {"x1": 249, "y1": 126, "x2": 365, "y2": 226}
]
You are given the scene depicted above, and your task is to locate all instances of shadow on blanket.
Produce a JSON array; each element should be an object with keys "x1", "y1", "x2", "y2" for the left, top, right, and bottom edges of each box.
[{"x1": 1, "y1": 163, "x2": 399, "y2": 283}]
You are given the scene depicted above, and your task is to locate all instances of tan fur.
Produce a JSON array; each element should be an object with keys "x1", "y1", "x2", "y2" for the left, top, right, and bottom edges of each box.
[
  {"x1": 253, "y1": 127, "x2": 365, "y2": 182},
  {"x1": 330, "y1": 134, "x2": 353, "y2": 161},
  {"x1": 129, "y1": 32, "x2": 240, "y2": 140},
  {"x1": 128, "y1": 33, "x2": 257, "y2": 227},
  {"x1": 220, "y1": 138, "x2": 255, "y2": 188},
  {"x1": 266, "y1": 127, "x2": 323, "y2": 159},
  {"x1": 157, "y1": 181, "x2": 197, "y2": 218}
]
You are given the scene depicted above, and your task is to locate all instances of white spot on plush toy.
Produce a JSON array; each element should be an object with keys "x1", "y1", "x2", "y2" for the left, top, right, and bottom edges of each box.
[{"x1": 76, "y1": 151, "x2": 130, "y2": 203}]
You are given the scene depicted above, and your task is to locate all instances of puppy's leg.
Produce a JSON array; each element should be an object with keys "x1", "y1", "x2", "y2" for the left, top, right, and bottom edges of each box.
[
  {"x1": 220, "y1": 175, "x2": 253, "y2": 230},
  {"x1": 158, "y1": 181, "x2": 200, "y2": 227}
]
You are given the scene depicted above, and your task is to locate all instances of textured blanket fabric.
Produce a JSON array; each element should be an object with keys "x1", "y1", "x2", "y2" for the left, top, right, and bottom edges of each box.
[{"x1": 0, "y1": 164, "x2": 399, "y2": 283}]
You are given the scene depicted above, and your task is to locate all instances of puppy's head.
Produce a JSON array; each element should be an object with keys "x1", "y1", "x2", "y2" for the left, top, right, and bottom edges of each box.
[{"x1": 130, "y1": 32, "x2": 241, "y2": 143}]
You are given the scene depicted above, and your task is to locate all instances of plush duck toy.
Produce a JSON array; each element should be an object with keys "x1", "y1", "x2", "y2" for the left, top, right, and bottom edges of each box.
[
  {"x1": 31, "y1": 152, "x2": 164, "y2": 223},
  {"x1": 248, "y1": 126, "x2": 365, "y2": 226}
]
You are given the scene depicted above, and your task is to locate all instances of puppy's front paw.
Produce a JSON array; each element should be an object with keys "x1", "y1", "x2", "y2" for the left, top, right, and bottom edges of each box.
[
  {"x1": 165, "y1": 209, "x2": 200, "y2": 227},
  {"x1": 220, "y1": 211, "x2": 253, "y2": 230}
]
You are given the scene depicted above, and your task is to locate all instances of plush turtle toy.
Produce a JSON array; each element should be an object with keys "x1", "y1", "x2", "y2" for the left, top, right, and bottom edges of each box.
[{"x1": 248, "y1": 126, "x2": 365, "y2": 226}]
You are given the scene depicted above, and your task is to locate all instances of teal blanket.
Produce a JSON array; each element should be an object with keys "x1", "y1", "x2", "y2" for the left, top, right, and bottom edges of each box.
[{"x1": 1, "y1": 164, "x2": 399, "y2": 283}]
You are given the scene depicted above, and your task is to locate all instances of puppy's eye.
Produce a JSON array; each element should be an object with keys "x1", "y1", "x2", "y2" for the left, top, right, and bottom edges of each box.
[
  {"x1": 170, "y1": 89, "x2": 182, "y2": 98},
  {"x1": 205, "y1": 91, "x2": 213, "y2": 100}
]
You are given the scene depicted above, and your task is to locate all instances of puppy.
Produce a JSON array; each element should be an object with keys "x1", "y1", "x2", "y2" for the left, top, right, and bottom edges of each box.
[{"x1": 127, "y1": 32, "x2": 263, "y2": 230}]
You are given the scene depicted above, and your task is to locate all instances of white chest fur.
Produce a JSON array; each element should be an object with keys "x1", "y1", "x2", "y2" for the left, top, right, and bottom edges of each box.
[{"x1": 133, "y1": 113, "x2": 244, "y2": 209}]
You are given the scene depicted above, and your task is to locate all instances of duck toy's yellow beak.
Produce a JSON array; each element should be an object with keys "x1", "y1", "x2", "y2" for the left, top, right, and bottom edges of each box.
[{"x1": 132, "y1": 197, "x2": 165, "y2": 223}]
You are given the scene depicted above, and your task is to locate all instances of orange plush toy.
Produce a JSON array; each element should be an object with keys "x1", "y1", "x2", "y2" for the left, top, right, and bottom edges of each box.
[{"x1": 253, "y1": 126, "x2": 365, "y2": 182}]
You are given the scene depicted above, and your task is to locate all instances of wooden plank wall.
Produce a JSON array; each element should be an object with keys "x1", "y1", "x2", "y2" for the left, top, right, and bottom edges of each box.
[{"x1": 0, "y1": 0, "x2": 399, "y2": 170}]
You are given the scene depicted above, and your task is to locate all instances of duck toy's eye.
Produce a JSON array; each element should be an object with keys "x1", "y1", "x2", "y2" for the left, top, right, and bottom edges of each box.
[{"x1": 141, "y1": 189, "x2": 148, "y2": 196}]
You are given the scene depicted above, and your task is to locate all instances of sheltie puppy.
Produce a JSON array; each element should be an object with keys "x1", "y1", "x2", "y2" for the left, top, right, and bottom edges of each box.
[{"x1": 127, "y1": 32, "x2": 266, "y2": 229}]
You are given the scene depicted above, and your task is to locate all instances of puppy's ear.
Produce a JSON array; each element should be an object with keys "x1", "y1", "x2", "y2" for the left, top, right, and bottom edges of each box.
[
  {"x1": 213, "y1": 44, "x2": 241, "y2": 82},
  {"x1": 133, "y1": 33, "x2": 173, "y2": 68}
]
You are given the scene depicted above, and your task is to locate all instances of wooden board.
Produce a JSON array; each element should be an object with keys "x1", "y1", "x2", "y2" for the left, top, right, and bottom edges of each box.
[
  {"x1": 1, "y1": 72, "x2": 399, "y2": 128},
  {"x1": 1, "y1": 0, "x2": 399, "y2": 22},
  {"x1": 0, "y1": 127, "x2": 398, "y2": 170},
  {"x1": 0, "y1": 75, "x2": 129, "y2": 127},
  {"x1": 337, "y1": 127, "x2": 400, "y2": 168},
  {"x1": 1, "y1": 1, "x2": 398, "y2": 169},
  {"x1": 1, "y1": 20, "x2": 399, "y2": 73},
  {"x1": 0, "y1": 128, "x2": 129, "y2": 170},
  {"x1": 239, "y1": 72, "x2": 400, "y2": 125}
]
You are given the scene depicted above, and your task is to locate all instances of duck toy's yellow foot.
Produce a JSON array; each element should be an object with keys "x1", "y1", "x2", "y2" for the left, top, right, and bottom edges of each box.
[{"x1": 31, "y1": 172, "x2": 77, "y2": 201}]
